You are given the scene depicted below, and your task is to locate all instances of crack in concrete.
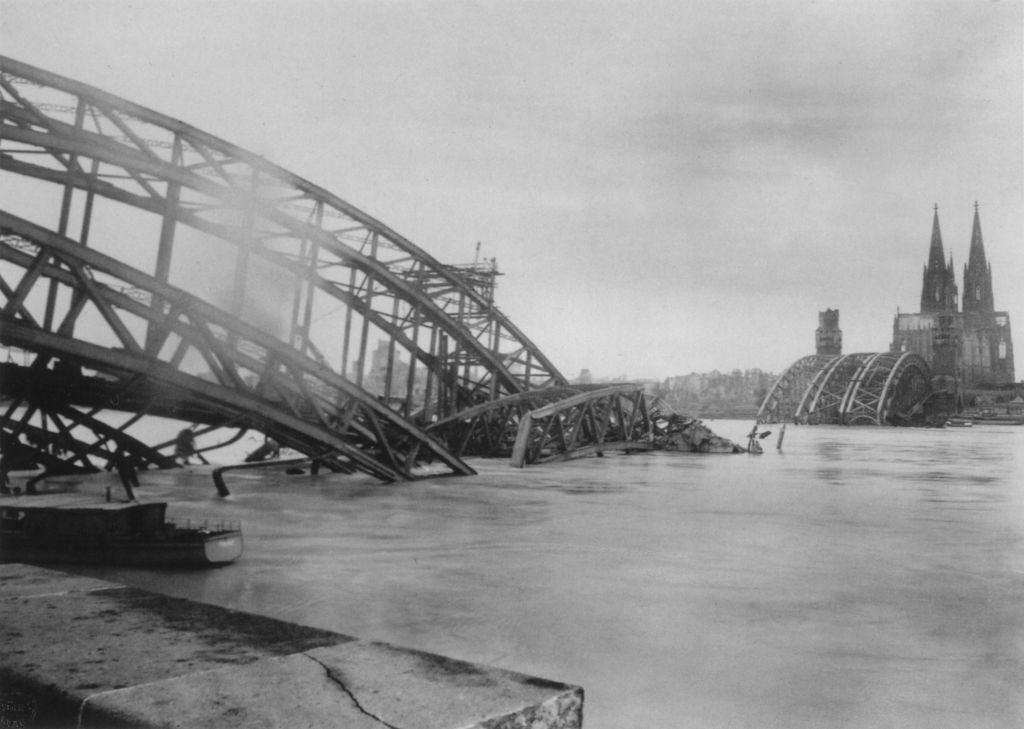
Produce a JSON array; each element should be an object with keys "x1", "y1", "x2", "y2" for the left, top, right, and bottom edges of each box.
[
  {"x1": 76, "y1": 695, "x2": 91, "y2": 729},
  {"x1": 304, "y1": 654, "x2": 404, "y2": 729}
]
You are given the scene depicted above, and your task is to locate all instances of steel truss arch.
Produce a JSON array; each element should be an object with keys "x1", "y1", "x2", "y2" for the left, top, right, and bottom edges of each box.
[
  {"x1": 877, "y1": 353, "x2": 931, "y2": 423},
  {"x1": 838, "y1": 353, "x2": 892, "y2": 425},
  {"x1": 0, "y1": 214, "x2": 472, "y2": 479},
  {"x1": 1, "y1": 391, "x2": 179, "y2": 477},
  {"x1": 800, "y1": 353, "x2": 874, "y2": 423},
  {"x1": 0, "y1": 56, "x2": 745, "y2": 475},
  {"x1": 842, "y1": 352, "x2": 930, "y2": 425},
  {"x1": 427, "y1": 387, "x2": 583, "y2": 459},
  {"x1": 760, "y1": 350, "x2": 933, "y2": 426},
  {"x1": 757, "y1": 354, "x2": 835, "y2": 424},
  {"x1": 509, "y1": 384, "x2": 653, "y2": 467},
  {"x1": 0, "y1": 55, "x2": 565, "y2": 428}
]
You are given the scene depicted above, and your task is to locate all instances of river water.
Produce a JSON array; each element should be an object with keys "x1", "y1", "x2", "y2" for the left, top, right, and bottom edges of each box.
[{"x1": 38, "y1": 420, "x2": 1024, "y2": 728}]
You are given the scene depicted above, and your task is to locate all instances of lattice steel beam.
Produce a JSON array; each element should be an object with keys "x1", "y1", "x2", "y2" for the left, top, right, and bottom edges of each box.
[
  {"x1": 762, "y1": 351, "x2": 933, "y2": 426},
  {"x1": 757, "y1": 354, "x2": 834, "y2": 424},
  {"x1": 427, "y1": 386, "x2": 583, "y2": 458},
  {"x1": 0, "y1": 55, "x2": 566, "y2": 428},
  {"x1": 509, "y1": 384, "x2": 653, "y2": 467},
  {"x1": 0, "y1": 215, "x2": 473, "y2": 479}
]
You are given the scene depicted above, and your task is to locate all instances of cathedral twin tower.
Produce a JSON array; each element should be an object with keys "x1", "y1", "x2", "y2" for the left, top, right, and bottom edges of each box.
[{"x1": 892, "y1": 204, "x2": 1014, "y2": 388}]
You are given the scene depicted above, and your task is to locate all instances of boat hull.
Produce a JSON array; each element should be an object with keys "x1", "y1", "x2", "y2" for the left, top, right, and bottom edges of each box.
[
  {"x1": 1, "y1": 531, "x2": 243, "y2": 567},
  {"x1": 1, "y1": 500, "x2": 243, "y2": 568}
]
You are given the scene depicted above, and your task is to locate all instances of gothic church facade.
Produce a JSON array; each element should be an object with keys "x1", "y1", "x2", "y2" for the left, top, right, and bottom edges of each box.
[{"x1": 891, "y1": 204, "x2": 1015, "y2": 388}]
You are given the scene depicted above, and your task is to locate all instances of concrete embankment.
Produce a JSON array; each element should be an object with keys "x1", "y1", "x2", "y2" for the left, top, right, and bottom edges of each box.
[{"x1": 0, "y1": 563, "x2": 583, "y2": 728}]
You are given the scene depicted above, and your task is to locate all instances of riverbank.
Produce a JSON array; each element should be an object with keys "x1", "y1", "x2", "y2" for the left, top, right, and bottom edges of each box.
[{"x1": 0, "y1": 563, "x2": 582, "y2": 728}]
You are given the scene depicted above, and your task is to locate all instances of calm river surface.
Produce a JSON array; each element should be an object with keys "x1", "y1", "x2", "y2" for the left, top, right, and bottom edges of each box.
[{"x1": 52, "y1": 420, "x2": 1024, "y2": 728}]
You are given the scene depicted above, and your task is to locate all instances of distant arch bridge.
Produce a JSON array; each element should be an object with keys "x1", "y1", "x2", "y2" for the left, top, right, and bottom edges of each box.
[
  {"x1": 0, "y1": 56, "x2": 680, "y2": 481},
  {"x1": 757, "y1": 352, "x2": 932, "y2": 426}
]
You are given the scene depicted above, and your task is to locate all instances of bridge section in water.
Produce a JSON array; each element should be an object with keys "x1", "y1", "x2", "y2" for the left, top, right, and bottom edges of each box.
[
  {"x1": 757, "y1": 352, "x2": 934, "y2": 425},
  {"x1": 0, "y1": 56, "x2": 724, "y2": 481}
]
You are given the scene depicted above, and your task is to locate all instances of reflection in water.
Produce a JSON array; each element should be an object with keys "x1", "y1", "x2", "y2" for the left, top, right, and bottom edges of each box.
[
  {"x1": 816, "y1": 439, "x2": 846, "y2": 460},
  {"x1": 56, "y1": 421, "x2": 1024, "y2": 729}
]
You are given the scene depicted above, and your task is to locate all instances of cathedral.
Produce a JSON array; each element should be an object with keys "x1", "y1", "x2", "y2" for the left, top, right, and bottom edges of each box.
[{"x1": 890, "y1": 204, "x2": 1015, "y2": 388}]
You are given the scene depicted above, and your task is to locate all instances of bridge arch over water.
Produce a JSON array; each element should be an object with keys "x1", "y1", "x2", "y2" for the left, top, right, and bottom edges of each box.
[
  {"x1": 757, "y1": 351, "x2": 932, "y2": 426},
  {"x1": 1, "y1": 56, "x2": 746, "y2": 479},
  {"x1": 0, "y1": 55, "x2": 574, "y2": 480}
]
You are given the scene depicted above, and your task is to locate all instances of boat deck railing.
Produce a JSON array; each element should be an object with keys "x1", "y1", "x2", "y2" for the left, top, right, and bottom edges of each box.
[{"x1": 167, "y1": 518, "x2": 241, "y2": 534}]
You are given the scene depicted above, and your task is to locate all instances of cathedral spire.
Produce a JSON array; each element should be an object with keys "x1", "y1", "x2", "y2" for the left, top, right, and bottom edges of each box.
[
  {"x1": 967, "y1": 201, "x2": 988, "y2": 271},
  {"x1": 927, "y1": 204, "x2": 945, "y2": 270},
  {"x1": 921, "y1": 205, "x2": 957, "y2": 313},
  {"x1": 963, "y1": 202, "x2": 994, "y2": 313}
]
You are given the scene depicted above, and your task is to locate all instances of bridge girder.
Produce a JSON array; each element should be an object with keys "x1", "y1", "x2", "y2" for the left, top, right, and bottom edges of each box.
[
  {"x1": 868, "y1": 352, "x2": 931, "y2": 425},
  {"x1": 0, "y1": 55, "x2": 573, "y2": 480},
  {"x1": 427, "y1": 387, "x2": 583, "y2": 459},
  {"x1": 757, "y1": 354, "x2": 835, "y2": 425},
  {"x1": 0, "y1": 218, "x2": 472, "y2": 479},
  {"x1": 509, "y1": 384, "x2": 654, "y2": 467},
  {"x1": 759, "y1": 351, "x2": 932, "y2": 426},
  {"x1": 799, "y1": 353, "x2": 872, "y2": 424},
  {"x1": 0, "y1": 55, "x2": 746, "y2": 478},
  {"x1": 0, "y1": 56, "x2": 565, "y2": 408}
]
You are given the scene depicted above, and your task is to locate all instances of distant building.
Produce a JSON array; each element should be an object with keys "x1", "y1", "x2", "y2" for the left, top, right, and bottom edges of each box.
[
  {"x1": 890, "y1": 204, "x2": 1015, "y2": 388},
  {"x1": 359, "y1": 340, "x2": 427, "y2": 406},
  {"x1": 574, "y1": 369, "x2": 593, "y2": 385},
  {"x1": 815, "y1": 309, "x2": 842, "y2": 356},
  {"x1": 657, "y1": 368, "x2": 776, "y2": 418}
]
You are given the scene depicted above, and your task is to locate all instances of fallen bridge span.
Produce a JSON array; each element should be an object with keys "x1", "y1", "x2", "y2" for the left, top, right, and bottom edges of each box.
[{"x1": 0, "y1": 55, "x2": 738, "y2": 480}]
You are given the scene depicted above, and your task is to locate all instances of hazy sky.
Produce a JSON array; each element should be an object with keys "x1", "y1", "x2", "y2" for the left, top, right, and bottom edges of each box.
[{"x1": 3, "y1": 0, "x2": 1022, "y2": 380}]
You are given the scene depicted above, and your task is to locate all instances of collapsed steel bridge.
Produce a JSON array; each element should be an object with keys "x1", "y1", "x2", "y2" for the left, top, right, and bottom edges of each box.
[
  {"x1": 757, "y1": 352, "x2": 932, "y2": 426},
  {"x1": 1, "y1": 55, "x2": 709, "y2": 481}
]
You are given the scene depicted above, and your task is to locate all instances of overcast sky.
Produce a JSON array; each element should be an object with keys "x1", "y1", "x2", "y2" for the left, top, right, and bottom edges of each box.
[{"x1": 3, "y1": 0, "x2": 1022, "y2": 380}]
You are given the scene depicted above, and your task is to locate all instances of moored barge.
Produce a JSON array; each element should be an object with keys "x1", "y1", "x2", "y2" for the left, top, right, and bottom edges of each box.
[{"x1": 0, "y1": 498, "x2": 242, "y2": 567}]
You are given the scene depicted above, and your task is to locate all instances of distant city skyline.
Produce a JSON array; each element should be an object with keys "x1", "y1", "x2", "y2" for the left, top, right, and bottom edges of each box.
[{"x1": 1, "y1": 0, "x2": 1021, "y2": 381}]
